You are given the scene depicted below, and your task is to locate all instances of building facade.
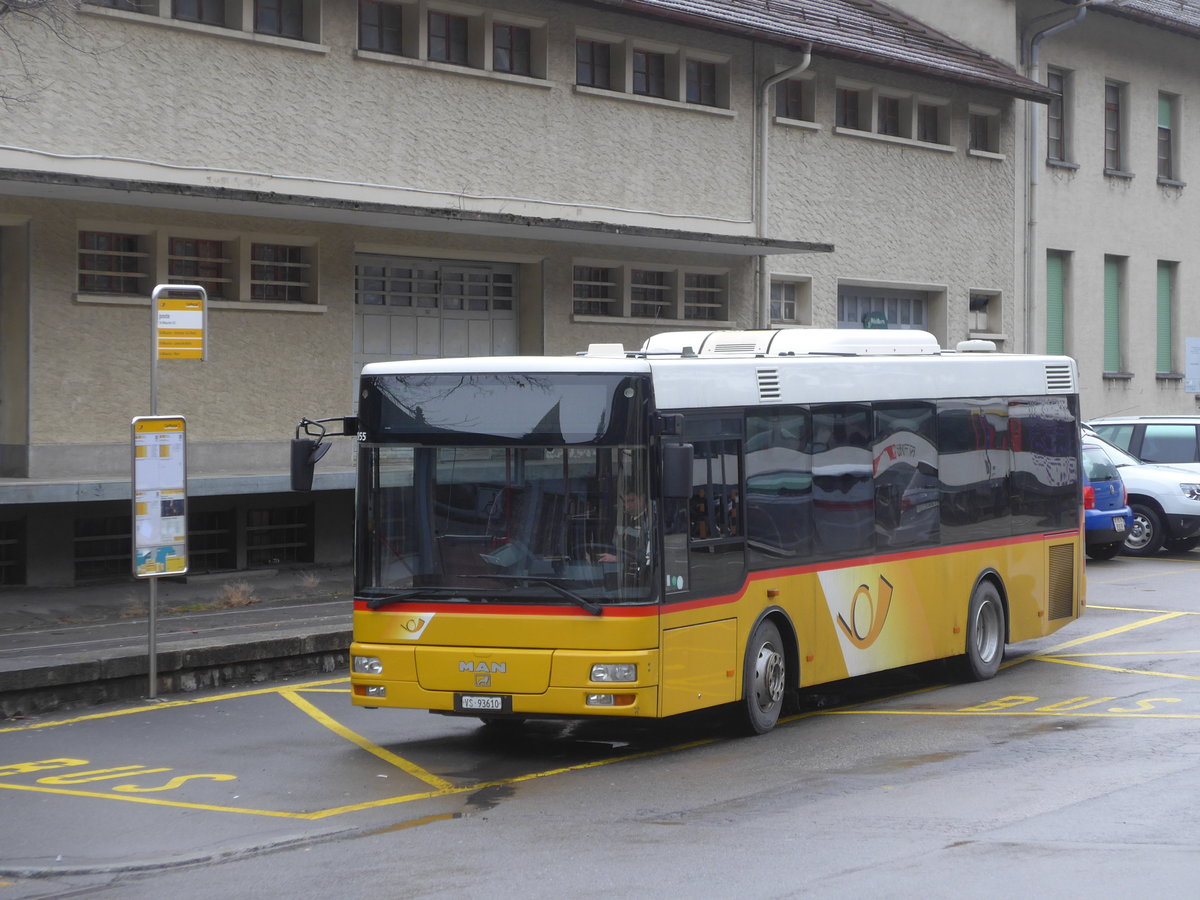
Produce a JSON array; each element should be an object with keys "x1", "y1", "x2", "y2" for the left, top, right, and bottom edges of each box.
[{"x1": 3, "y1": 0, "x2": 1163, "y2": 586}]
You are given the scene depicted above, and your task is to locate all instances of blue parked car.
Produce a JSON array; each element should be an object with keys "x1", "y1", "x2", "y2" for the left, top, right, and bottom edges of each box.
[{"x1": 1082, "y1": 440, "x2": 1134, "y2": 560}]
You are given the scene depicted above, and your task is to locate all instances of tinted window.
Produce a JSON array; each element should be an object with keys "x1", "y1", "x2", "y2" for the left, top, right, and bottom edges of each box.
[
  {"x1": 874, "y1": 402, "x2": 939, "y2": 549},
  {"x1": 937, "y1": 400, "x2": 1011, "y2": 542},
  {"x1": 811, "y1": 404, "x2": 874, "y2": 557},
  {"x1": 745, "y1": 409, "x2": 812, "y2": 564},
  {"x1": 682, "y1": 417, "x2": 744, "y2": 596},
  {"x1": 1083, "y1": 445, "x2": 1120, "y2": 482},
  {"x1": 1139, "y1": 424, "x2": 1200, "y2": 464},
  {"x1": 1010, "y1": 396, "x2": 1079, "y2": 532}
]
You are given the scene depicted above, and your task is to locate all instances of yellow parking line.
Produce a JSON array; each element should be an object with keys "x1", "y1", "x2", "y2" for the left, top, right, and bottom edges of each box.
[
  {"x1": 820, "y1": 708, "x2": 1200, "y2": 719},
  {"x1": 1031, "y1": 656, "x2": 1200, "y2": 681},
  {"x1": 0, "y1": 678, "x2": 349, "y2": 734},
  {"x1": 280, "y1": 691, "x2": 455, "y2": 791},
  {"x1": 1090, "y1": 604, "x2": 1200, "y2": 614},
  {"x1": 0, "y1": 780, "x2": 307, "y2": 818},
  {"x1": 1034, "y1": 611, "x2": 1185, "y2": 655}
]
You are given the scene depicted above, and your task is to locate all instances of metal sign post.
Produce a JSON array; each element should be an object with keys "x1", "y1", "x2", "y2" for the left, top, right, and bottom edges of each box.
[{"x1": 135, "y1": 284, "x2": 206, "y2": 699}]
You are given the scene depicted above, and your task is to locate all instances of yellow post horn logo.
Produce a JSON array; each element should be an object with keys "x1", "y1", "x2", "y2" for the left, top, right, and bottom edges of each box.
[{"x1": 836, "y1": 576, "x2": 894, "y2": 649}]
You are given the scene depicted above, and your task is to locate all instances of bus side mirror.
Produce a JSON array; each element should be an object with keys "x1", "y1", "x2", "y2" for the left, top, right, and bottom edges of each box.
[
  {"x1": 291, "y1": 438, "x2": 331, "y2": 492},
  {"x1": 661, "y1": 443, "x2": 694, "y2": 499}
]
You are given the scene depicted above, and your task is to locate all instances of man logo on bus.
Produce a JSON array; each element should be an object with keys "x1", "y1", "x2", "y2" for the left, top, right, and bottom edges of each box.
[{"x1": 836, "y1": 576, "x2": 894, "y2": 649}]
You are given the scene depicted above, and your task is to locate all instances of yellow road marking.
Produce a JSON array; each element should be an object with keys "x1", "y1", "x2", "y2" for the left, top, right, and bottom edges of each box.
[
  {"x1": 1032, "y1": 656, "x2": 1200, "y2": 681},
  {"x1": 1033, "y1": 611, "x2": 1185, "y2": 655},
  {"x1": 0, "y1": 678, "x2": 349, "y2": 733},
  {"x1": 280, "y1": 691, "x2": 454, "y2": 791},
  {"x1": 819, "y1": 708, "x2": 1200, "y2": 719}
]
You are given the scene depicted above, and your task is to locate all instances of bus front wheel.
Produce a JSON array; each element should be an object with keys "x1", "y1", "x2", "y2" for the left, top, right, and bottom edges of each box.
[
  {"x1": 738, "y1": 619, "x2": 786, "y2": 735},
  {"x1": 961, "y1": 580, "x2": 1005, "y2": 681}
]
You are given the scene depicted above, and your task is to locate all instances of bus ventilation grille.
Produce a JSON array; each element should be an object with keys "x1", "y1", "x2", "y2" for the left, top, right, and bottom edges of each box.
[
  {"x1": 757, "y1": 369, "x2": 782, "y2": 401},
  {"x1": 1047, "y1": 543, "x2": 1075, "y2": 620},
  {"x1": 711, "y1": 341, "x2": 760, "y2": 354},
  {"x1": 1043, "y1": 364, "x2": 1075, "y2": 393}
]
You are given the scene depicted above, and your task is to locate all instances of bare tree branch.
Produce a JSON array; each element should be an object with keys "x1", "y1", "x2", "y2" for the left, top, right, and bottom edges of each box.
[{"x1": 0, "y1": 0, "x2": 96, "y2": 106}]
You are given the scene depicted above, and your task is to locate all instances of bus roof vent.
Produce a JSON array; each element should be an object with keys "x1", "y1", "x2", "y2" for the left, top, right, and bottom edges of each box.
[
  {"x1": 1044, "y1": 363, "x2": 1076, "y2": 393},
  {"x1": 584, "y1": 343, "x2": 628, "y2": 358},
  {"x1": 955, "y1": 339, "x2": 997, "y2": 353},
  {"x1": 757, "y1": 368, "x2": 782, "y2": 401},
  {"x1": 639, "y1": 331, "x2": 716, "y2": 356},
  {"x1": 763, "y1": 328, "x2": 941, "y2": 356}
]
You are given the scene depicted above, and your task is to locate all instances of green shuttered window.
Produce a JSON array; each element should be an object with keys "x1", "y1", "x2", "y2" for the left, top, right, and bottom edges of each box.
[
  {"x1": 1157, "y1": 261, "x2": 1175, "y2": 373},
  {"x1": 1046, "y1": 251, "x2": 1065, "y2": 355},
  {"x1": 1103, "y1": 256, "x2": 1122, "y2": 374}
]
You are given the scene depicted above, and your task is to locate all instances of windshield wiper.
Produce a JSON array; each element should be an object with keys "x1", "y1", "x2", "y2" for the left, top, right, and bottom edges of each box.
[
  {"x1": 458, "y1": 574, "x2": 603, "y2": 616},
  {"x1": 364, "y1": 587, "x2": 505, "y2": 609}
]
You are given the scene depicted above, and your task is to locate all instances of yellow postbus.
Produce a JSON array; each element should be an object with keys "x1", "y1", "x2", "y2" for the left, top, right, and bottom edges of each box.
[{"x1": 293, "y1": 329, "x2": 1084, "y2": 734}]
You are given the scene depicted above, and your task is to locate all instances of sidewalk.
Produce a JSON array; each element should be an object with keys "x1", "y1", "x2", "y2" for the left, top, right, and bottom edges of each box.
[{"x1": 0, "y1": 566, "x2": 355, "y2": 719}]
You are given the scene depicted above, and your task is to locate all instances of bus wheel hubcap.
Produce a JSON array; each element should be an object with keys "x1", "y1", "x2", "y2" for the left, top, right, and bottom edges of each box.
[{"x1": 755, "y1": 643, "x2": 785, "y2": 709}]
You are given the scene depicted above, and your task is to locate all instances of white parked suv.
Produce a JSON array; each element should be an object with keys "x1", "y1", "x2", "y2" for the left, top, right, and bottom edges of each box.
[
  {"x1": 1088, "y1": 416, "x2": 1200, "y2": 465},
  {"x1": 1083, "y1": 434, "x2": 1200, "y2": 556}
]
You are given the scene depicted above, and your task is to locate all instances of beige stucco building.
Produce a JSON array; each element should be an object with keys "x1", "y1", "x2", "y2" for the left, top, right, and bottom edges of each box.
[{"x1": 1, "y1": 0, "x2": 1193, "y2": 586}]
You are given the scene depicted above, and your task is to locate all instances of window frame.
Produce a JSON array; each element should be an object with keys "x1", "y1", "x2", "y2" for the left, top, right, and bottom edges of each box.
[
  {"x1": 1046, "y1": 67, "x2": 1071, "y2": 164},
  {"x1": 1158, "y1": 91, "x2": 1181, "y2": 184},
  {"x1": 1103, "y1": 80, "x2": 1128, "y2": 175},
  {"x1": 572, "y1": 261, "x2": 730, "y2": 323}
]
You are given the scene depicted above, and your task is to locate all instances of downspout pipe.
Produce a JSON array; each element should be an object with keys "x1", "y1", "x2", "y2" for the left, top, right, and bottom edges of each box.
[
  {"x1": 756, "y1": 44, "x2": 812, "y2": 330},
  {"x1": 1021, "y1": 0, "x2": 1106, "y2": 352}
]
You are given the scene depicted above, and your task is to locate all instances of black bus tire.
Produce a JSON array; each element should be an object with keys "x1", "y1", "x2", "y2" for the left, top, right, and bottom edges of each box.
[
  {"x1": 738, "y1": 618, "x2": 786, "y2": 735},
  {"x1": 961, "y1": 580, "x2": 1005, "y2": 681}
]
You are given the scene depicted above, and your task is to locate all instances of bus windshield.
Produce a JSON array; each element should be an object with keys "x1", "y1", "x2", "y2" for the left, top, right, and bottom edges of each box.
[{"x1": 357, "y1": 445, "x2": 653, "y2": 608}]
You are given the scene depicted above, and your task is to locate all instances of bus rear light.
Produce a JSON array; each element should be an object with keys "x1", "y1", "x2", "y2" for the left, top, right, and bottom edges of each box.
[{"x1": 586, "y1": 693, "x2": 636, "y2": 707}]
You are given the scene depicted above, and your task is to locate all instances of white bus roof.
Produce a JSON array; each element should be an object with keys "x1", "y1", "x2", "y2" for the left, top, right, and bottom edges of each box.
[{"x1": 359, "y1": 330, "x2": 1078, "y2": 410}]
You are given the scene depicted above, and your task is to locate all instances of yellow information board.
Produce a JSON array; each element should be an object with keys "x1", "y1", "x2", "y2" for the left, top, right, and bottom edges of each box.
[
  {"x1": 156, "y1": 295, "x2": 206, "y2": 360},
  {"x1": 132, "y1": 416, "x2": 188, "y2": 577}
]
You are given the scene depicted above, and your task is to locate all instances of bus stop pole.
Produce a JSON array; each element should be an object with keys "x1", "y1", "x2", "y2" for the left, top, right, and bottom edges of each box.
[{"x1": 148, "y1": 294, "x2": 159, "y2": 700}]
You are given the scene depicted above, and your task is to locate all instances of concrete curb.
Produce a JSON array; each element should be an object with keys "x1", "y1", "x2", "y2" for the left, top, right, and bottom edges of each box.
[{"x1": 0, "y1": 626, "x2": 352, "y2": 719}]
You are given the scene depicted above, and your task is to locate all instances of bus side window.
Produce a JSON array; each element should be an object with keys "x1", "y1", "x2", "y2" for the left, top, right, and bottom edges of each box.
[
  {"x1": 745, "y1": 409, "x2": 812, "y2": 565},
  {"x1": 873, "y1": 402, "x2": 939, "y2": 549},
  {"x1": 811, "y1": 404, "x2": 874, "y2": 558}
]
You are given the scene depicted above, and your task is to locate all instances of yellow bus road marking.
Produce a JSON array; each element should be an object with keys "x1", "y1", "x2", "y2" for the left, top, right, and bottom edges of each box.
[
  {"x1": 1031, "y1": 656, "x2": 1200, "y2": 681},
  {"x1": 1033, "y1": 611, "x2": 1186, "y2": 656},
  {"x1": 1089, "y1": 604, "x2": 1200, "y2": 614},
  {"x1": 819, "y1": 708, "x2": 1200, "y2": 719},
  {"x1": 0, "y1": 780, "x2": 305, "y2": 818},
  {"x1": 0, "y1": 677, "x2": 350, "y2": 734},
  {"x1": 280, "y1": 691, "x2": 454, "y2": 791},
  {"x1": 1049, "y1": 650, "x2": 1200, "y2": 657}
]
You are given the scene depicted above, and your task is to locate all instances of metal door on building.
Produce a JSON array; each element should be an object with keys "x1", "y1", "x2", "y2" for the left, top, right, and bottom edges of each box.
[{"x1": 353, "y1": 255, "x2": 518, "y2": 385}]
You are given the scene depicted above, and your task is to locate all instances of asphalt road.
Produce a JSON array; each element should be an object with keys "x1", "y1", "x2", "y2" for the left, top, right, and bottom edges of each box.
[{"x1": 2, "y1": 552, "x2": 1199, "y2": 898}]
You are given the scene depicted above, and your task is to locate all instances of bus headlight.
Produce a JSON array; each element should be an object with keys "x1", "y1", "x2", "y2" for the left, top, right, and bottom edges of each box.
[
  {"x1": 590, "y1": 663, "x2": 637, "y2": 682},
  {"x1": 353, "y1": 656, "x2": 383, "y2": 675}
]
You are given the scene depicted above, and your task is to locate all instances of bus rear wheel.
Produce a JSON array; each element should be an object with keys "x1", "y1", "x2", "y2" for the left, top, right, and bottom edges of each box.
[
  {"x1": 738, "y1": 619, "x2": 786, "y2": 735},
  {"x1": 961, "y1": 580, "x2": 1005, "y2": 681}
]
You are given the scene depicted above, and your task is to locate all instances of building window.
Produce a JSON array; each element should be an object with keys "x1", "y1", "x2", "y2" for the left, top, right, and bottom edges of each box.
[
  {"x1": 683, "y1": 273, "x2": 724, "y2": 320},
  {"x1": 632, "y1": 49, "x2": 666, "y2": 98},
  {"x1": 360, "y1": 0, "x2": 404, "y2": 55},
  {"x1": 246, "y1": 505, "x2": 313, "y2": 566},
  {"x1": 1104, "y1": 81, "x2": 1124, "y2": 172},
  {"x1": 255, "y1": 0, "x2": 303, "y2": 39},
  {"x1": 573, "y1": 265, "x2": 617, "y2": 316},
  {"x1": 1158, "y1": 92, "x2": 1178, "y2": 181},
  {"x1": 916, "y1": 102, "x2": 941, "y2": 143},
  {"x1": 251, "y1": 243, "x2": 311, "y2": 303},
  {"x1": 0, "y1": 519, "x2": 26, "y2": 587},
  {"x1": 775, "y1": 78, "x2": 812, "y2": 121},
  {"x1": 576, "y1": 39, "x2": 611, "y2": 89},
  {"x1": 770, "y1": 280, "x2": 804, "y2": 324},
  {"x1": 836, "y1": 88, "x2": 862, "y2": 129},
  {"x1": 1046, "y1": 250, "x2": 1067, "y2": 356},
  {"x1": 1046, "y1": 68, "x2": 1068, "y2": 162},
  {"x1": 686, "y1": 59, "x2": 716, "y2": 106},
  {"x1": 969, "y1": 110, "x2": 999, "y2": 153},
  {"x1": 168, "y1": 237, "x2": 230, "y2": 300},
  {"x1": 837, "y1": 288, "x2": 927, "y2": 330},
  {"x1": 1103, "y1": 255, "x2": 1125, "y2": 374},
  {"x1": 493, "y1": 23, "x2": 531, "y2": 75},
  {"x1": 1156, "y1": 261, "x2": 1176, "y2": 374},
  {"x1": 78, "y1": 231, "x2": 148, "y2": 294},
  {"x1": 174, "y1": 0, "x2": 225, "y2": 26},
  {"x1": 877, "y1": 95, "x2": 902, "y2": 136},
  {"x1": 428, "y1": 10, "x2": 469, "y2": 65},
  {"x1": 630, "y1": 269, "x2": 671, "y2": 318},
  {"x1": 88, "y1": 0, "x2": 150, "y2": 11},
  {"x1": 968, "y1": 291, "x2": 999, "y2": 334}
]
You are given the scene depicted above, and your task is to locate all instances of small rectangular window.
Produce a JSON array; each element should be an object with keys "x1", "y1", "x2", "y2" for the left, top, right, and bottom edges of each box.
[
  {"x1": 251, "y1": 243, "x2": 311, "y2": 303},
  {"x1": 1046, "y1": 250, "x2": 1067, "y2": 356},
  {"x1": 686, "y1": 59, "x2": 717, "y2": 107},
  {"x1": 493, "y1": 23, "x2": 531, "y2": 75},
  {"x1": 174, "y1": 0, "x2": 225, "y2": 26},
  {"x1": 916, "y1": 103, "x2": 941, "y2": 143},
  {"x1": 255, "y1": 0, "x2": 303, "y2": 39},
  {"x1": 630, "y1": 269, "x2": 671, "y2": 318},
  {"x1": 429, "y1": 10, "x2": 469, "y2": 65},
  {"x1": 683, "y1": 272, "x2": 724, "y2": 321},
  {"x1": 575, "y1": 39, "x2": 611, "y2": 89},
  {"x1": 1156, "y1": 261, "x2": 1175, "y2": 373},
  {"x1": 877, "y1": 96, "x2": 901, "y2": 136},
  {"x1": 969, "y1": 112, "x2": 998, "y2": 153},
  {"x1": 1158, "y1": 92, "x2": 1177, "y2": 180},
  {"x1": 775, "y1": 79, "x2": 810, "y2": 121},
  {"x1": 78, "y1": 231, "x2": 147, "y2": 294},
  {"x1": 168, "y1": 237, "x2": 230, "y2": 300},
  {"x1": 1104, "y1": 81, "x2": 1123, "y2": 171},
  {"x1": 836, "y1": 88, "x2": 861, "y2": 129},
  {"x1": 1047, "y1": 69, "x2": 1067, "y2": 162},
  {"x1": 632, "y1": 49, "x2": 666, "y2": 98},
  {"x1": 770, "y1": 282, "x2": 797, "y2": 323},
  {"x1": 573, "y1": 265, "x2": 617, "y2": 316},
  {"x1": 1103, "y1": 255, "x2": 1124, "y2": 373},
  {"x1": 360, "y1": 0, "x2": 404, "y2": 55}
]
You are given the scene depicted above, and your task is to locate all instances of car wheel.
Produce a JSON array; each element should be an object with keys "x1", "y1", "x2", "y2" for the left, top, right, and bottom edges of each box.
[
  {"x1": 1124, "y1": 504, "x2": 1165, "y2": 557},
  {"x1": 1086, "y1": 541, "x2": 1124, "y2": 561},
  {"x1": 960, "y1": 580, "x2": 1005, "y2": 681},
  {"x1": 1164, "y1": 537, "x2": 1200, "y2": 553},
  {"x1": 737, "y1": 618, "x2": 787, "y2": 735}
]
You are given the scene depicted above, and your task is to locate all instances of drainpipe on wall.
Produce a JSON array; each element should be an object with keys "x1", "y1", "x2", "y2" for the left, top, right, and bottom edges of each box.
[
  {"x1": 756, "y1": 44, "x2": 812, "y2": 330},
  {"x1": 1021, "y1": 0, "x2": 1124, "y2": 352}
]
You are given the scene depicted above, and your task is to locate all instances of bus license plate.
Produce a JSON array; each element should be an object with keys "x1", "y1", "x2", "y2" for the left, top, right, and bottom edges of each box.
[
  {"x1": 455, "y1": 694, "x2": 511, "y2": 714},
  {"x1": 1113, "y1": 517, "x2": 1126, "y2": 532}
]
